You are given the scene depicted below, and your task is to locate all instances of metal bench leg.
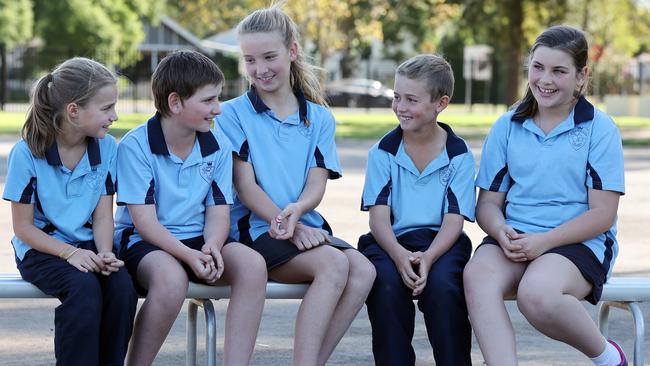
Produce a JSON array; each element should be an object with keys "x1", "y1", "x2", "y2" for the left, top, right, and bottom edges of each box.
[
  {"x1": 201, "y1": 299, "x2": 217, "y2": 366},
  {"x1": 186, "y1": 300, "x2": 198, "y2": 366},
  {"x1": 597, "y1": 301, "x2": 645, "y2": 366},
  {"x1": 597, "y1": 302, "x2": 611, "y2": 337},
  {"x1": 628, "y1": 302, "x2": 645, "y2": 366},
  {"x1": 186, "y1": 299, "x2": 217, "y2": 366}
]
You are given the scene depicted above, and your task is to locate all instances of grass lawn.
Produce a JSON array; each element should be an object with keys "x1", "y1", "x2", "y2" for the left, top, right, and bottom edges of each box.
[{"x1": 1, "y1": 107, "x2": 649, "y2": 145}]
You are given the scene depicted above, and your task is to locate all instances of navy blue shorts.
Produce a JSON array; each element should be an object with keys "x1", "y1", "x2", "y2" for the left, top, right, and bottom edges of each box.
[
  {"x1": 246, "y1": 232, "x2": 354, "y2": 270},
  {"x1": 122, "y1": 235, "x2": 236, "y2": 295},
  {"x1": 478, "y1": 236, "x2": 607, "y2": 304}
]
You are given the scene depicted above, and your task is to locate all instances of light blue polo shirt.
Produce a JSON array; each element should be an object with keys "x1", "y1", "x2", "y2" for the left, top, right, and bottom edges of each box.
[
  {"x1": 361, "y1": 123, "x2": 476, "y2": 237},
  {"x1": 476, "y1": 96, "x2": 625, "y2": 276},
  {"x1": 3, "y1": 136, "x2": 117, "y2": 261},
  {"x1": 114, "y1": 113, "x2": 234, "y2": 250},
  {"x1": 216, "y1": 87, "x2": 342, "y2": 242}
]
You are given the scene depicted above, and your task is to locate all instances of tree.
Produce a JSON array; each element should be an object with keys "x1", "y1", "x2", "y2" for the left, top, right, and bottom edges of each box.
[
  {"x1": 32, "y1": 0, "x2": 162, "y2": 68},
  {"x1": 0, "y1": 0, "x2": 33, "y2": 49},
  {"x1": 166, "y1": 0, "x2": 267, "y2": 38},
  {"x1": 379, "y1": 0, "x2": 461, "y2": 62}
]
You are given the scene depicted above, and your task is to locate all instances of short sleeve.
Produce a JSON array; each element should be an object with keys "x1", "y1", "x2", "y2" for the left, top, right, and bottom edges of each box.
[
  {"x1": 102, "y1": 136, "x2": 118, "y2": 196},
  {"x1": 361, "y1": 146, "x2": 392, "y2": 211},
  {"x1": 3, "y1": 141, "x2": 37, "y2": 204},
  {"x1": 216, "y1": 103, "x2": 249, "y2": 161},
  {"x1": 445, "y1": 151, "x2": 476, "y2": 221},
  {"x1": 476, "y1": 115, "x2": 511, "y2": 192},
  {"x1": 206, "y1": 139, "x2": 234, "y2": 206},
  {"x1": 586, "y1": 114, "x2": 625, "y2": 194},
  {"x1": 116, "y1": 135, "x2": 155, "y2": 205},
  {"x1": 310, "y1": 111, "x2": 342, "y2": 179}
]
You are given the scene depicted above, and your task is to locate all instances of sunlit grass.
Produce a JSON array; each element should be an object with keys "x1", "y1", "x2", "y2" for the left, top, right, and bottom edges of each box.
[{"x1": 1, "y1": 106, "x2": 649, "y2": 144}]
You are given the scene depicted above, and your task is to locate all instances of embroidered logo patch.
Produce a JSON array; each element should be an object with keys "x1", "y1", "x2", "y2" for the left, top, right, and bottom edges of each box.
[
  {"x1": 569, "y1": 127, "x2": 588, "y2": 150},
  {"x1": 85, "y1": 168, "x2": 104, "y2": 191},
  {"x1": 297, "y1": 123, "x2": 312, "y2": 138},
  {"x1": 199, "y1": 161, "x2": 215, "y2": 182},
  {"x1": 439, "y1": 165, "x2": 455, "y2": 185}
]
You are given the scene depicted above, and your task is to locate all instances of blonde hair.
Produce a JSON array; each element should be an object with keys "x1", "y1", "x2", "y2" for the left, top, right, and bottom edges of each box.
[
  {"x1": 396, "y1": 54, "x2": 454, "y2": 101},
  {"x1": 22, "y1": 57, "x2": 117, "y2": 157},
  {"x1": 237, "y1": 3, "x2": 327, "y2": 109}
]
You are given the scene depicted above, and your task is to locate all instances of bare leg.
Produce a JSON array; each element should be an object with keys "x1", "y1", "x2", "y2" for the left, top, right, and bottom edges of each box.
[
  {"x1": 517, "y1": 253, "x2": 606, "y2": 358},
  {"x1": 463, "y1": 245, "x2": 527, "y2": 366},
  {"x1": 220, "y1": 243, "x2": 267, "y2": 366},
  {"x1": 127, "y1": 251, "x2": 189, "y2": 366},
  {"x1": 269, "y1": 245, "x2": 349, "y2": 366},
  {"x1": 317, "y1": 249, "x2": 375, "y2": 365}
]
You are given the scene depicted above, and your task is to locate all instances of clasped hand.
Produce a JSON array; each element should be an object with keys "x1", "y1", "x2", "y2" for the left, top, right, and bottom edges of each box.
[
  {"x1": 496, "y1": 224, "x2": 549, "y2": 262},
  {"x1": 269, "y1": 203, "x2": 331, "y2": 250}
]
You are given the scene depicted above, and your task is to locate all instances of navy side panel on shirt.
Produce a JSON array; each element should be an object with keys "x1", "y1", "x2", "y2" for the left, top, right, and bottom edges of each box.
[
  {"x1": 113, "y1": 113, "x2": 234, "y2": 250},
  {"x1": 3, "y1": 136, "x2": 118, "y2": 261},
  {"x1": 361, "y1": 123, "x2": 476, "y2": 237},
  {"x1": 475, "y1": 96, "x2": 625, "y2": 277},
  {"x1": 216, "y1": 87, "x2": 342, "y2": 242}
]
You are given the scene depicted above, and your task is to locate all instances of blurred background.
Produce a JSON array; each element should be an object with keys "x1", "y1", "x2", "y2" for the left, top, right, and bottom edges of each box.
[{"x1": 1, "y1": 0, "x2": 649, "y2": 116}]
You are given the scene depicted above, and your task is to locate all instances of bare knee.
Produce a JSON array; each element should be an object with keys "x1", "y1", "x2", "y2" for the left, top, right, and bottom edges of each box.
[
  {"x1": 463, "y1": 258, "x2": 491, "y2": 298},
  {"x1": 226, "y1": 246, "x2": 268, "y2": 288},
  {"x1": 516, "y1": 280, "x2": 556, "y2": 322},
  {"x1": 314, "y1": 248, "x2": 350, "y2": 290},
  {"x1": 144, "y1": 266, "x2": 189, "y2": 308},
  {"x1": 345, "y1": 254, "x2": 376, "y2": 296}
]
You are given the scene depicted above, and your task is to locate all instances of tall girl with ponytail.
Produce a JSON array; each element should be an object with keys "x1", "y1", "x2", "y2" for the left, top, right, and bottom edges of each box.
[
  {"x1": 3, "y1": 57, "x2": 136, "y2": 366},
  {"x1": 217, "y1": 4, "x2": 376, "y2": 365}
]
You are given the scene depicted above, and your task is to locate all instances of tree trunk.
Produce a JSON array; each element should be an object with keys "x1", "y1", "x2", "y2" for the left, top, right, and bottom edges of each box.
[{"x1": 504, "y1": 0, "x2": 524, "y2": 106}]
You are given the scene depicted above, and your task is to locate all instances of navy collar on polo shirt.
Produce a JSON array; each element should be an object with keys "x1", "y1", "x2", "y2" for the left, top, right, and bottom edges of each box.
[
  {"x1": 146, "y1": 112, "x2": 220, "y2": 157},
  {"x1": 44, "y1": 137, "x2": 102, "y2": 167},
  {"x1": 378, "y1": 122, "x2": 468, "y2": 160},
  {"x1": 246, "y1": 86, "x2": 309, "y2": 124},
  {"x1": 511, "y1": 95, "x2": 594, "y2": 125}
]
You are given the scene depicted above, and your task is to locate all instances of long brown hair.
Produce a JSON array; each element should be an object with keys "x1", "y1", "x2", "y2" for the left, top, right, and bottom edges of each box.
[
  {"x1": 237, "y1": 2, "x2": 327, "y2": 109},
  {"x1": 22, "y1": 57, "x2": 117, "y2": 157},
  {"x1": 512, "y1": 25, "x2": 588, "y2": 121}
]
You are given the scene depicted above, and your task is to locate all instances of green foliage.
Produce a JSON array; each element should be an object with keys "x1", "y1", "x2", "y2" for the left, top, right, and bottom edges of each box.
[
  {"x1": 32, "y1": 0, "x2": 154, "y2": 68},
  {"x1": 166, "y1": 0, "x2": 267, "y2": 38},
  {"x1": 0, "y1": 0, "x2": 33, "y2": 49}
]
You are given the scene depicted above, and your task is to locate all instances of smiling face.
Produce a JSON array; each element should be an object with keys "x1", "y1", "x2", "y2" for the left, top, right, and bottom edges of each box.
[
  {"x1": 392, "y1": 75, "x2": 447, "y2": 133},
  {"x1": 176, "y1": 83, "x2": 223, "y2": 133},
  {"x1": 528, "y1": 46, "x2": 587, "y2": 114},
  {"x1": 239, "y1": 31, "x2": 296, "y2": 95},
  {"x1": 74, "y1": 84, "x2": 118, "y2": 138}
]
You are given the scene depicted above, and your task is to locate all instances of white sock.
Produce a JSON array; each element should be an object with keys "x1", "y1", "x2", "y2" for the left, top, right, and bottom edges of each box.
[{"x1": 590, "y1": 339, "x2": 622, "y2": 366}]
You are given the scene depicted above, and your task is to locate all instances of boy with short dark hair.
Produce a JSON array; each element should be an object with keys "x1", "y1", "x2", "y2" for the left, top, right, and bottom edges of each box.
[
  {"x1": 359, "y1": 54, "x2": 475, "y2": 366},
  {"x1": 114, "y1": 50, "x2": 267, "y2": 365}
]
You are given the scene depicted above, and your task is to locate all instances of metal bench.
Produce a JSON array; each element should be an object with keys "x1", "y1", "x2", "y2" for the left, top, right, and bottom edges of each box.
[
  {"x1": 1, "y1": 274, "x2": 648, "y2": 365},
  {"x1": 0, "y1": 273, "x2": 308, "y2": 366}
]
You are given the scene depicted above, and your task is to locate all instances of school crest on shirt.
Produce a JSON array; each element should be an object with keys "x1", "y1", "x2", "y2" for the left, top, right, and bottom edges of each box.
[
  {"x1": 439, "y1": 165, "x2": 455, "y2": 186},
  {"x1": 297, "y1": 122, "x2": 312, "y2": 139},
  {"x1": 568, "y1": 127, "x2": 588, "y2": 150},
  {"x1": 85, "y1": 168, "x2": 104, "y2": 192},
  {"x1": 199, "y1": 161, "x2": 215, "y2": 183}
]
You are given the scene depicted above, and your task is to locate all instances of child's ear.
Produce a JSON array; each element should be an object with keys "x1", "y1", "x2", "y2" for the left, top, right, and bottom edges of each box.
[
  {"x1": 435, "y1": 95, "x2": 450, "y2": 113},
  {"x1": 576, "y1": 66, "x2": 589, "y2": 88},
  {"x1": 66, "y1": 102, "x2": 79, "y2": 119},
  {"x1": 288, "y1": 41, "x2": 298, "y2": 62},
  {"x1": 168, "y1": 92, "x2": 182, "y2": 114}
]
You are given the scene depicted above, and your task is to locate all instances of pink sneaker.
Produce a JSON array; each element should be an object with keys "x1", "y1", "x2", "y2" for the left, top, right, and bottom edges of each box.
[{"x1": 608, "y1": 339, "x2": 628, "y2": 366}]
